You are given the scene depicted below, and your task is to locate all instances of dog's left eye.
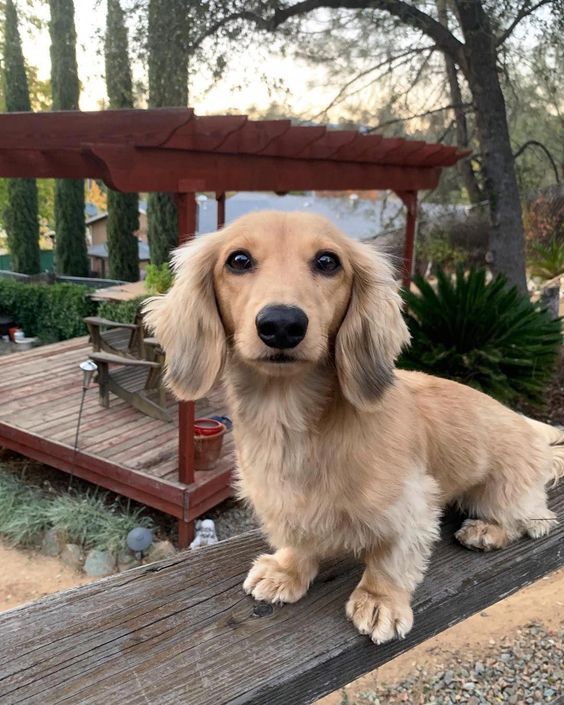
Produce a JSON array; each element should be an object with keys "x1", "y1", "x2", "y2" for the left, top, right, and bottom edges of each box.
[
  {"x1": 313, "y1": 251, "x2": 341, "y2": 274},
  {"x1": 226, "y1": 250, "x2": 254, "y2": 273}
]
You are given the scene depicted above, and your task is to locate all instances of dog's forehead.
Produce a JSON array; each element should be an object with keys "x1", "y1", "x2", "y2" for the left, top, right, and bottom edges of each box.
[{"x1": 221, "y1": 211, "x2": 346, "y2": 252}]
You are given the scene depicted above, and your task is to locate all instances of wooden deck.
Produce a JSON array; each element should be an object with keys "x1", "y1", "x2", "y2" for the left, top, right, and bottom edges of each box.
[{"x1": 0, "y1": 337, "x2": 236, "y2": 541}]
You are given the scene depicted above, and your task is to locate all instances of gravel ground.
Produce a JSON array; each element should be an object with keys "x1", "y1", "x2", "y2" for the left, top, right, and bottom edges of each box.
[{"x1": 347, "y1": 623, "x2": 562, "y2": 705}]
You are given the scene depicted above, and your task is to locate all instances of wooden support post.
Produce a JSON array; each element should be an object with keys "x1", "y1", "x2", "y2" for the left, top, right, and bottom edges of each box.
[
  {"x1": 216, "y1": 192, "x2": 226, "y2": 230},
  {"x1": 178, "y1": 519, "x2": 195, "y2": 549},
  {"x1": 396, "y1": 190, "x2": 418, "y2": 288},
  {"x1": 175, "y1": 192, "x2": 197, "y2": 486}
]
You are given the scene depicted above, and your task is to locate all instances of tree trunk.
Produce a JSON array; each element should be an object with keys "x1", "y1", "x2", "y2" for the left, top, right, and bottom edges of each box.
[
  {"x1": 455, "y1": 0, "x2": 527, "y2": 292},
  {"x1": 437, "y1": 0, "x2": 483, "y2": 206}
]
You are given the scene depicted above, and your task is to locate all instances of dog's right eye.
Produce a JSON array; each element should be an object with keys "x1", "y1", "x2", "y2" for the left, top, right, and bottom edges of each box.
[{"x1": 226, "y1": 250, "x2": 255, "y2": 273}]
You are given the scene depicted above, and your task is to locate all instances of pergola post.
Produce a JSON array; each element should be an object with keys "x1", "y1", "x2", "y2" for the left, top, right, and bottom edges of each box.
[
  {"x1": 216, "y1": 192, "x2": 226, "y2": 230},
  {"x1": 175, "y1": 191, "x2": 197, "y2": 547},
  {"x1": 396, "y1": 190, "x2": 418, "y2": 288}
]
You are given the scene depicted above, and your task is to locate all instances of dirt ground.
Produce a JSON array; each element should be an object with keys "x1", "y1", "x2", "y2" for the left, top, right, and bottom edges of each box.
[{"x1": 0, "y1": 541, "x2": 93, "y2": 612}]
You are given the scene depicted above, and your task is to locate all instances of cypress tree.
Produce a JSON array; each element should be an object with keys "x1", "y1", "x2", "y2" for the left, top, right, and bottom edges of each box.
[
  {"x1": 147, "y1": 0, "x2": 189, "y2": 265},
  {"x1": 3, "y1": 0, "x2": 40, "y2": 274},
  {"x1": 105, "y1": 0, "x2": 139, "y2": 281},
  {"x1": 49, "y1": 0, "x2": 88, "y2": 276}
]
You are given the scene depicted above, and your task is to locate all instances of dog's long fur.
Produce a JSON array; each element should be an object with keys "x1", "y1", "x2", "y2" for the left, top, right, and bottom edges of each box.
[{"x1": 145, "y1": 211, "x2": 562, "y2": 644}]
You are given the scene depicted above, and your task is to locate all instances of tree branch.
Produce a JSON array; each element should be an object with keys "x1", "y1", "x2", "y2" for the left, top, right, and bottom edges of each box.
[
  {"x1": 310, "y1": 44, "x2": 437, "y2": 120},
  {"x1": 513, "y1": 140, "x2": 561, "y2": 184},
  {"x1": 269, "y1": 1, "x2": 466, "y2": 66},
  {"x1": 496, "y1": 0, "x2": 554, "y2": 46},
  {"x1": 367, "y1": 102, "x2": 473, "y2": 131}
]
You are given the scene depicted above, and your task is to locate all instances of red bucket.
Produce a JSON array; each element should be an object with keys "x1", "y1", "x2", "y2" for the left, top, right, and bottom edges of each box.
[{"x1": 194, "y1": 418, "x2": 226, "y2": 470}]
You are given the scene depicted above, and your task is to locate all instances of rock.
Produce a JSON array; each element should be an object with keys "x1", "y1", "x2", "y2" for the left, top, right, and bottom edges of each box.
[
  {"x1": 144, "y1": 540, "x2": 176, "y2": 563},
  {"x1": 463, "y1": 681, "x2": 475, "y2": 691},
  {"x1": 443, "y1": 670, "x2": 454, "y2": 685},
  {"x1": 117, "y1": 549, "x2": 141, "y2": 572},
  {"x1": 474, "y1": 661, "x2": 485, "y2": 675},
  {"x1": 60, "y1": 543, "x2": 83, "y2": 571},
  {"x1": 41, "y1": 527, "x2": 65, "y2": 557},
  {"x1": 84, "y1": 550, "x2": 116, "y2": 577}
]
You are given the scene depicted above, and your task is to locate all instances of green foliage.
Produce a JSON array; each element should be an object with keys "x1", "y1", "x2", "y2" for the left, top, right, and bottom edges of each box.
[
  {"x1": 418, "y1": 233, "x2": 466, "y2": 273},
  {"x1": 399, "y1": 268, "x2": 562, "y2": 406},
  {"x1": 49, "y1": 0, "x2": 86, "y2": 276},
  {"x1": 0, "y1": 279, "x2": 96, "y2": 341},
  {"x1": 4, "y1": 178, "x2": 40, "y2": 274},
  {"x1": 0, "y1": 473, "x2": 50, "y2": 546},
  {"x1": 147, "y1": 191, "x2": 178, "y2": 266},
  {"x1": 146, "y1": 0, "x2": 188, "y2": 266},
  {"x1": 528, "y1": 238, "x2": 564, "y2": 280},
  {"x1": 105, "y1": 0, "x2": 140, "y2": 282},
  {"x1": 0, "y1": 470, "x2": 153, "y2": 552},
  {"x1": 2, "y1": 0, "x2": 40, "y2": 274},
  {"x1": 53, "y1": 178, "x2": 88, "y2": 276},
  {"x1": 48, "y1": 0, "x2": 79, "y2": 112},
  {"x1": 97, "y1": 295, "x2": 146, "y2": 324},
  {"x1": 106, "y1": 190, "x2": 140, "y2": 282},
  {"x1": 144, "y1": 262, "x2": 173, "y2": 294}
]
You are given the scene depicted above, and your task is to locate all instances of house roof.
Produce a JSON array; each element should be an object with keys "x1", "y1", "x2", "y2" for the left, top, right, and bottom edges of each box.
[
  {"x1": 0, "y1": 108, "x2": 470, "y2": 194},
  {"x1": 87, "y1": 241, "x2": 150, "y2": 261},
  {"x1": 197, "y1": 192, "x2": 469, "y2": 241}
]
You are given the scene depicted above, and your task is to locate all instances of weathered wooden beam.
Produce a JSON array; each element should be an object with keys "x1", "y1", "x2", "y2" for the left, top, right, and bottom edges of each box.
[{"x1": 0, "y1": 487, "x2": 562, "y2": 705}]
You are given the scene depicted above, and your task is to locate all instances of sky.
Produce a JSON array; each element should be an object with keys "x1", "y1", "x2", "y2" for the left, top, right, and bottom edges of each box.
[{"x1": 19, "y1": 1, "x2": 335, "y2": 116}]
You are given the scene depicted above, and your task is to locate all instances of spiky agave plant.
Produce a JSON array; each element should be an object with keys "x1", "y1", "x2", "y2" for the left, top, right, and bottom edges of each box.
[{"x1": 399, "y1": 267, "x2": 562, "y2": 406}]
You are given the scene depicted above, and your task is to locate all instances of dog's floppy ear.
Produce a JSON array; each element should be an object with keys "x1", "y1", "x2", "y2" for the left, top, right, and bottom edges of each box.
[
  {"x1": 335, "y1": 241, "x2": 409, "y2": 411},
  {"x1": 143, "y1": 232, "x2": 226, "y2": 400}
]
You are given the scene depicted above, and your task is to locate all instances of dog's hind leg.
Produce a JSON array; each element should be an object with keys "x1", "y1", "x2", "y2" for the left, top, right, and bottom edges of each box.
[{"x1": 455, "y1": 445, "x2": 558, "y2": 552}]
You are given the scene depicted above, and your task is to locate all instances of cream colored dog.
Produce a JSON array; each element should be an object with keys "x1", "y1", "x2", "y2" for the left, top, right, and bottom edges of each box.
[{"x1": 145, "y1": 211, "x2": 563, "y2": 644}]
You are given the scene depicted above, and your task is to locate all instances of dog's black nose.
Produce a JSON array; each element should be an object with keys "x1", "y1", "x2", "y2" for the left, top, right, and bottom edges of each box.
[{"x1": 256, "y1": 305, "x2": 309, "y2": 349}]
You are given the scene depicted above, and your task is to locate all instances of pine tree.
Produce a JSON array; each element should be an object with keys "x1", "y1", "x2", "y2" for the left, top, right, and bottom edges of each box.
[
  {"x1": 3, "y1": 0, "x2": 40, "y2": 274},
  {"x1": 147, "y1": 0, "x2": 189, "y2": 265},
  {"x1": 105, "y1": 0, "x2": 139, "y2": 281},
  {"x1": 49, "y1": 0, "x2": 88, "y2": 276}
]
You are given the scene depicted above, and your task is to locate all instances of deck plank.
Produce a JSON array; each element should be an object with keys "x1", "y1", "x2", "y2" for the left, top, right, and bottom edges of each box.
[
  {"x1": 0, "y1": 338, "x2": 235, "y2": 523},
  {"x1": 0, "y1": 487, "x2": 561, "y2": 705}
]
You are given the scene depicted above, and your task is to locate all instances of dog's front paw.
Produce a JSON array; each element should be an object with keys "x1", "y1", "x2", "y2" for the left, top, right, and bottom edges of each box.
[
  {"x1": 346, "y1": 586, "x2": 413, "y2": 644},
  {"x1": 243, "y1": 553, "x2": 310, "y2": 604}
]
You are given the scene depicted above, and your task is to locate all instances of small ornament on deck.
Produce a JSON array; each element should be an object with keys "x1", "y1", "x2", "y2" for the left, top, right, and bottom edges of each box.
[{"x1": 190, "y1": 519, "x2": 218, "y2": 549}]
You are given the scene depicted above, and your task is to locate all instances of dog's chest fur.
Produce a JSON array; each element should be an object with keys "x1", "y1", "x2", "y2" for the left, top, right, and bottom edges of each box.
[{"x1": 226, "y1": 368, "x2": 407, "y2": 555}]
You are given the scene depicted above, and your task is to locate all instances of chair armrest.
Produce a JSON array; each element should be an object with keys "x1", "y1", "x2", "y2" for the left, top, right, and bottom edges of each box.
[
  {"x1": 84, "y1": 316, "x2": 140, "y2": 331},
  {"x1": 89, "y1": 352, "x2": 160, "y2": 368}
]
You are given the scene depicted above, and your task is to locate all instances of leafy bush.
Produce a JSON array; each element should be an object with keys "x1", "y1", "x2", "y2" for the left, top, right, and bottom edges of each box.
[
  {"x1": 0, "y1": 279, "x2": 96, "y2": 341},
  {"x1": 528, "y1": 238, "x2": 564, "y2": 280},
  {"x1": 144, "y1": 263, "x2": 173, "y2": 294},
  {"x1": 98, "y1": 295, "x2": 147, "y2": 324},
  {"x1": 399, "y1": 268, "x2": 562, "y2": 406},
  {"x1": 418, "y1": 233, "x2": 467, "y2": 273}
]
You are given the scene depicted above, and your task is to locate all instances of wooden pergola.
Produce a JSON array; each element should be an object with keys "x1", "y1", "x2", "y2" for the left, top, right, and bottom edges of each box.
[{"x1": 0, "y1": 108, "x2": 469, "y2": 543}]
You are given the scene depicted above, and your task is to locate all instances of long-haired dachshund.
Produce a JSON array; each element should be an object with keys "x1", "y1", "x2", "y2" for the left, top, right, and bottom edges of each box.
[{"x1": 145, "y1": 211, "x2": 563, "y2": 644}]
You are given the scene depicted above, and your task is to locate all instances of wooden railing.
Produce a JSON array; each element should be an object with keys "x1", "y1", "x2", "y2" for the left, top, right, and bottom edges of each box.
[{"x1": 0, "y1": 486, "x2": 562, "y2": 705}]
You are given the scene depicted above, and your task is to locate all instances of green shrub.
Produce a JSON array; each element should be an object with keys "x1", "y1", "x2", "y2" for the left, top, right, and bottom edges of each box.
[
  {"x1": 418, "y1": 232, "x2": 467, "y2": 273},
  {"x1": 98, "y1": 295, "x2": 147, "y2": 324},
  {"x1": 399, "y1": 267, "x2": 562, "y2": 406},
  {"x1": 144, "y1": 262, "x2": 173, "y2": 294},
  {"x1": 0, "y1": 279, "x2": 95, "y2": 341},
  {"x1": 528, "y1": 238, "x2": 564, "y2": 280}
]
